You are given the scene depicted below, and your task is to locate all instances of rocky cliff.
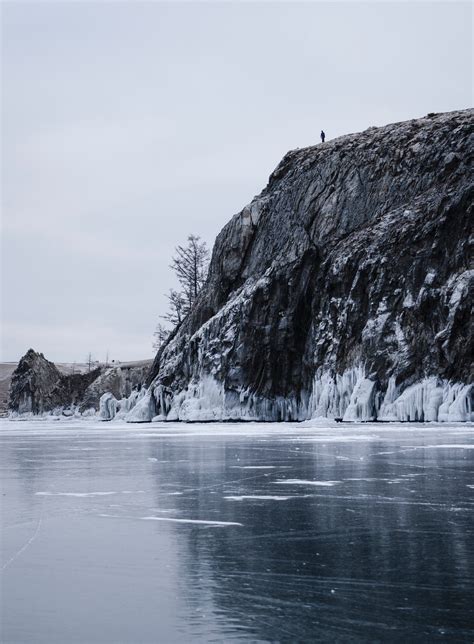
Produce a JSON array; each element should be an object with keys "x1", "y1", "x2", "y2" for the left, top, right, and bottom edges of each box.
[
  {"x1": 9, "y1": 110, "x2": 473, "y2": 423},
  {"x1": 123, "y1": 109, "x2": 472, "y2": 423}
]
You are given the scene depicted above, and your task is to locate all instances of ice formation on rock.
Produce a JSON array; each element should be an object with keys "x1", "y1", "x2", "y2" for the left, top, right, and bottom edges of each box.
[
  {"x1": 102, "y1": 365, "x2": 471, "y2": 424},
  {"x1": 99, "y1": 393, "x2": 118, "y2": 421},
  {"x1": 342, "y1": 378, "x2": 376, "y2": 422},
  {"x1": 438, "y1": 383, "x2": 473, "y2": 423},
  {"x1": 125, "y1": 390, "x2": 155, "y2": 423}
]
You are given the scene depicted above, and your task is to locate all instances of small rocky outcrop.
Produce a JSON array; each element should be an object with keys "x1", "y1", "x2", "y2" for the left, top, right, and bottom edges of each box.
[
  {"x1": 8, "y1": 350, "x2": 152, "y2": 416},
  {"x1": 9, "y1": 349, "x2": 100, "y2": 414}
]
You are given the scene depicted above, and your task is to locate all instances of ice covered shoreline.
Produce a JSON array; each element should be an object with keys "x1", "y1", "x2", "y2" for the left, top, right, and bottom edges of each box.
[{"x1": 94, "y1": 367, "x2": 473, "y2": 425}]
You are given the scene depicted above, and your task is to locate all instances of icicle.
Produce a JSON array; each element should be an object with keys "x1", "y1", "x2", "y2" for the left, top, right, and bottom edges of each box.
[
  {"x1": 447, "y1": 384, "x2": 472, "y2": 422},
  {"x1": 125, "y1": 389, "x2": 155, "y2": 423},
  {"x1": 99, "y1": 392, "x2": 118, "y2": 420},
  {"x1": 343, "y1": 378, "x2": 376, "y2": 421},
  {"x1": 378, "y1": 377, "x2": 399, "y2": 421}
]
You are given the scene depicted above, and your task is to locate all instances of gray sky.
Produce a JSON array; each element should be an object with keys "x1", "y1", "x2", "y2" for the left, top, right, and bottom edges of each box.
[{"x1": 1, "y1": 1, "x2": 472, "y2": 363}]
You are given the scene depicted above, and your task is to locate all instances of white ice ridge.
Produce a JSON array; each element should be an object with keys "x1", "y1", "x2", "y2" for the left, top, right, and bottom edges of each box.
[
  {"x1": 97, "y1": 366, "x2": 472, "y2": 424},
  {"x1": 224, "y1": 495, "x2": 295, "y2": 501},
  {"x1": 36, "y1": 491, "x2": 116, "y2": 497},
  {"x1": 140, "y1": 517, "x2": 243, "y2": 527},
  {"x1": 275, "y1": 479, "x2": 340, "y2": 487},
  {"x1": 35, "y1": 491, "x2": 145, "y2": 497},
  {"x1": 309, "y1": 369, "x2": 472, "y2": 423},
  {"x1": 230, "y1": 466, "x2": 279, "y2": 470}
]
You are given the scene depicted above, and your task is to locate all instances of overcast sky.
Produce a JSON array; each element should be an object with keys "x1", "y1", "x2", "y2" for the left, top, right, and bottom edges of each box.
[{"x1": 1, "y1": 1, "x2": 472, "y2": 363}]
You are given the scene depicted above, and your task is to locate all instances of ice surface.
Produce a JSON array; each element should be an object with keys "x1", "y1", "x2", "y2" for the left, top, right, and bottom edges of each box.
[{"x1": 1, "y1": 419, "x2": 473, "y2": 642}]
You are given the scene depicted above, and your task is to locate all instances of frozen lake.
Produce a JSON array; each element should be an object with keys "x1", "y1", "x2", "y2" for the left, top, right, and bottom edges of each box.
[{"x1": 1, "y1": 420, "x2": 473, "y2": 642}]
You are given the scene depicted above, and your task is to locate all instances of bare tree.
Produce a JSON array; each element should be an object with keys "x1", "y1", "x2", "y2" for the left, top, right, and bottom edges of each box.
[
  {"x1": 170, "y1": 235, "x2": 209, "y2": 312},
  {"x1": 152, "y1": 323, "x2": 170, "y2": 351},
  {"x1": 152, "y1": 234, "x2": 210, "y2": 352},
  {"x1": 162, "y1": 288, "x2": 186, "y2": 326}
]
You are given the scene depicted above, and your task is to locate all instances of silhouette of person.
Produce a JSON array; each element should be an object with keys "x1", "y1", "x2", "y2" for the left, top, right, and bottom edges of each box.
[{"x1": 321, "y1": 130, "x2": 325, "y2": 143}]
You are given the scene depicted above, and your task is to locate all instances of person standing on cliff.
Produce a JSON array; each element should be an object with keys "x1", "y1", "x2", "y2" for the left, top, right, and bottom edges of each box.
[{"x1": 320, "y1": 130, "x2": 325, "y2": 143}]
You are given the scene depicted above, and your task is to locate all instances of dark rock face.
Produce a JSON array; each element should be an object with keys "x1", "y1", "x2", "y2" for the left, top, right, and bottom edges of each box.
[
  {"x1": 144, "y1": 109, "x2": 473, "y2": 422},
  {"x1": 9, "y1": 349, "x2": 100, "y2": 414}
]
